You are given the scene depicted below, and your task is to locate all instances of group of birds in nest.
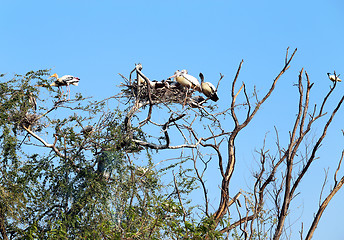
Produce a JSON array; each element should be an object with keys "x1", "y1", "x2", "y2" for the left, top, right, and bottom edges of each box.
[{"x1": 128, "y1": 64, "x2": 220, "y2": 108}]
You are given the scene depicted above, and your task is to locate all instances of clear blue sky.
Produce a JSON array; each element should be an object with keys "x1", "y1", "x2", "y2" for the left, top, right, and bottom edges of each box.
[{"x1": 1, "y1": 1, "x2": 344, "y2": 239}]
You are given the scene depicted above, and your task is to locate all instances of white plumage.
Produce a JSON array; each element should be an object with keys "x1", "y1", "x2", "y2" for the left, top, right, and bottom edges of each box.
[
  {"x1": 199, "y1": 73, "x2": 219, "y2": 102},
  {"x1": 169, "y1": 69, "x2": 201, "y2": 91},
  {"x1": 327, "y1": 73, "x2": 341, "y2": 82},
  {"x1": 136, "y1": 63, "x2": 146, "y2": 85},
  {"x1": 49, "y1": 73, "x2": 80, "y2": 99}
]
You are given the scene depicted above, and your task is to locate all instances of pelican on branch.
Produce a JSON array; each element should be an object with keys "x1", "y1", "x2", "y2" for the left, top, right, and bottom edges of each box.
[
  {"x1": 199, "y1": 73, "x2": 219, "y2": 102},
  {"x1": 327, "y1": 72, "x2": 341, "y2": 82}
]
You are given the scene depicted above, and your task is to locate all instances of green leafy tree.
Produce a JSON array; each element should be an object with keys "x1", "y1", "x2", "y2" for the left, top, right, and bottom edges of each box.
[{"x1": 0, "y1": 70, "x2": 187, "y2": 239}]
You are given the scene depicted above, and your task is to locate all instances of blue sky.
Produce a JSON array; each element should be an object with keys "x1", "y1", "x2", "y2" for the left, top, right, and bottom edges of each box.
[{"x1": 1, "y1": 1, "x2": 344, "y2": 239}]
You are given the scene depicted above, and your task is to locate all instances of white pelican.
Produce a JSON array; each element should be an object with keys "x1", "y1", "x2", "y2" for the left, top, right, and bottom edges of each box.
[
  {"x1": 169, "y1": 70, "x2": 201, "y2": 106},
  {"x1": 169, "y1": 70, "x2": 201, "y2": 92},
  {"x1": 136, "y1": 63, "x2": 146, "y2": 85},
  {"x1": 327, "y1": 73, "x2": 341, "y2": 82},
  {"x1": 199, "y1": 73, "x2": 219, "y2": 102},
  {"x1": 49, "y1": 73, "x2": 80, "y2": 99},
  {"x1": 135, "y1": 63, "x2": 156, "y2": 89}
]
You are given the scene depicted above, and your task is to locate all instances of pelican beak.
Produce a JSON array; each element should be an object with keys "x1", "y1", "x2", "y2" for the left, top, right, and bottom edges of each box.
[{"x1": 168, "y1": 74, "x2": 176, "y2": 80}]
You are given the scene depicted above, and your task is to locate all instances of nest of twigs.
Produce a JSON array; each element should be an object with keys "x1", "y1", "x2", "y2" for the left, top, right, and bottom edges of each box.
[
  {"x1": 123, "y1": 81, "x2": 203, "y2": 107},
  {"x1": 19, "y1": 113, "x2": 39, "y2": 130},
  {"x1": 9, "y1": 112, "x2": 41, "y2": 134}
]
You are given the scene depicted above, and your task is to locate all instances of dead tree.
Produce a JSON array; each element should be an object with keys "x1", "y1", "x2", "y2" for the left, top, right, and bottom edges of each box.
[{"x1": 118, "y1": 48, "x2": 344, "y2": 239}]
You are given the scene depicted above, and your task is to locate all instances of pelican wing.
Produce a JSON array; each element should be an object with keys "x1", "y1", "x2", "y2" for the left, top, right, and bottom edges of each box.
[
  {"x1": 205, "y1": 82, "x2": 216, "y2": 92},
  {"x1": 184, "y1": 74, "x2": 201, "y2": 88},
  {"x1": 329, "y1": 75, "x2": 342, "y2": 82}
]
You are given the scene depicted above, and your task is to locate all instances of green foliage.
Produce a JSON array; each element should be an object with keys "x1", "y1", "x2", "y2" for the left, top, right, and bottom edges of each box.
[{"x1": 0, "y1": 70, "x2": 228, "y2": 239}]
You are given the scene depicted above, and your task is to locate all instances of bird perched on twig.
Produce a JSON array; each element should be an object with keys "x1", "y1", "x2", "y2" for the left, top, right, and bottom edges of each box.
[
  {"x1": 327, "y1": 73, "x2": 341, "y2": 82},
  {"x1": 199, "y1": 73, "x2": 219, "y2": 102},
  {"x1": 49, "y1": 73, "x2": 80, "y2": 99},
  {"x1": 136, "y1": 63, "x2": 146, "y2": 86}
]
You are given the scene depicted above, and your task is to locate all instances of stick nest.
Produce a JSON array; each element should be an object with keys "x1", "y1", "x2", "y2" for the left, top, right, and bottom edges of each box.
[
  {"x1": 10, "y1": 112, "x2": 40, "y2": 132},
  {"x1": 20, "y1": 113, "x2": 39, "y2": 129},
  {"x1": 122, "y1": 81, "x2": 203, "y2": 107}
]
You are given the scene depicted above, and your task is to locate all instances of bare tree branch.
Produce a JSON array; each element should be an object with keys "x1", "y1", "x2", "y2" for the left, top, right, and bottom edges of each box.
[
  {"x1": 214, "y1": 48, "x2": 297, "y2": 223},
  {"x1": 305, "y1": 176, "x2": 344, "y2": 240}
]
